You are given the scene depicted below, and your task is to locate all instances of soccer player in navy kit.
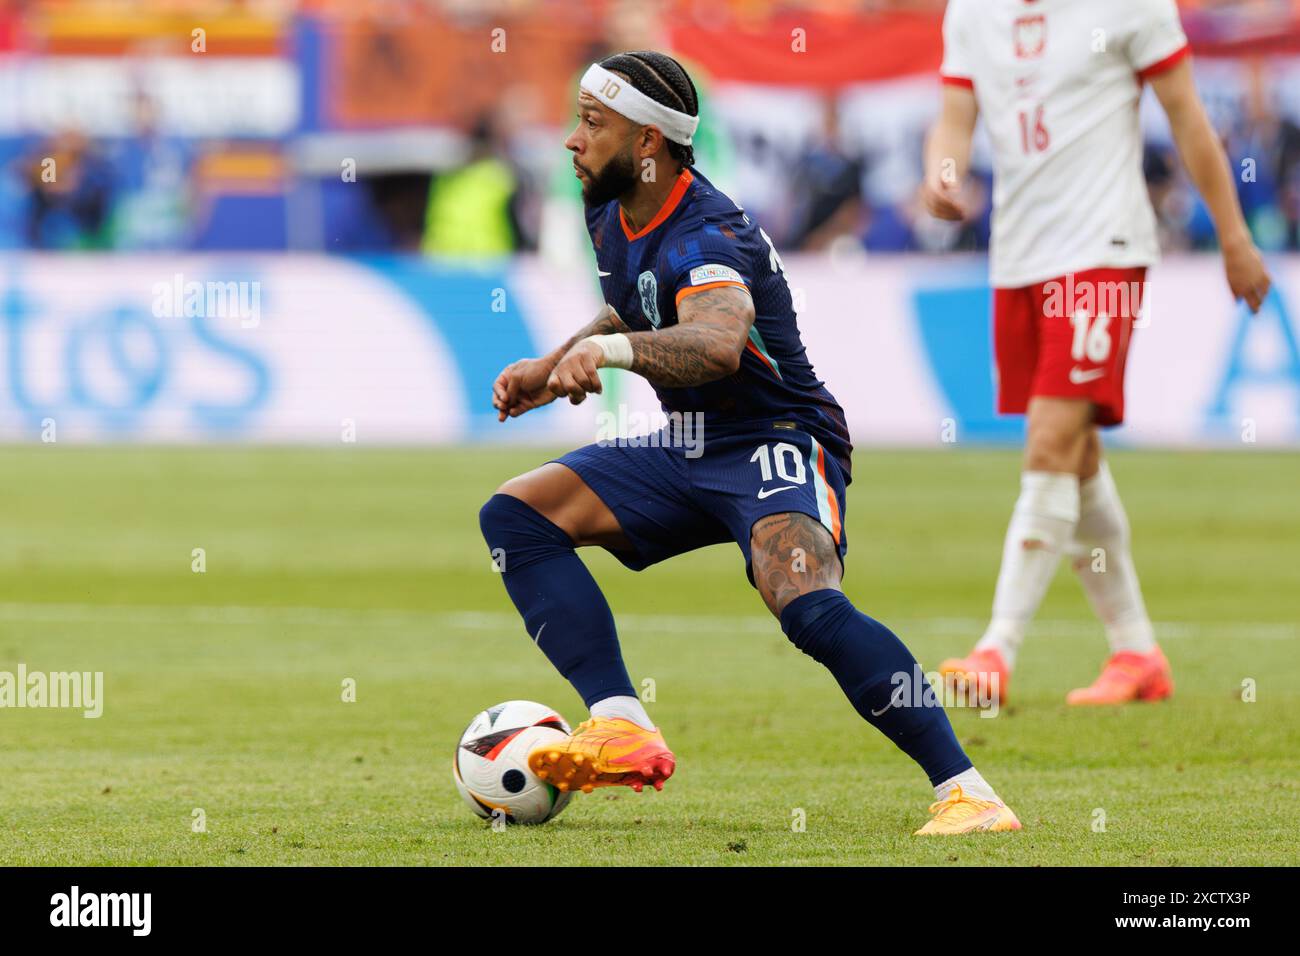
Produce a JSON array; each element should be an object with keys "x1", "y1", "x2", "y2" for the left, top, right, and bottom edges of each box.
[{"x1": 479, "y1": 51, "x2": 1020, "y2": 834}]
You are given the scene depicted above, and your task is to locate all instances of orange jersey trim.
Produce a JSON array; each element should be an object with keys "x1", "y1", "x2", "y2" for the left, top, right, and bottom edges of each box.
[
  {"x1": 621, "y1": 168, "x2": 694, "y2": 242},
  {"x1": 744, "y1": 339, "x2": 778, "y2": 378},
  {"x1": 815, "y1": 443, "x2": 843, "y2": 544},
  {"x1": 674, "y1": 280, "x2": 749, "y2": 307}
]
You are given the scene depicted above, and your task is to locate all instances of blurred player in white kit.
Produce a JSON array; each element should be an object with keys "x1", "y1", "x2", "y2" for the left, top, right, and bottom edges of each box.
[{"x1": 923, "y1": 0, "x2": 1271, "y2": 705}]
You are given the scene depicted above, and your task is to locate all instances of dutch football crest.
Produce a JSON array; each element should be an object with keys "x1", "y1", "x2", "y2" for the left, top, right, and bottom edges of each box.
[{"x1": 638, "y1": 270, "x2": 661, "y2": 328}]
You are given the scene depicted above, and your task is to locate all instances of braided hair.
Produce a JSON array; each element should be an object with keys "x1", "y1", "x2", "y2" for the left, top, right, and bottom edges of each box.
[{"x1": 598, "y1": 50, "x2": 699, "y2": 169}]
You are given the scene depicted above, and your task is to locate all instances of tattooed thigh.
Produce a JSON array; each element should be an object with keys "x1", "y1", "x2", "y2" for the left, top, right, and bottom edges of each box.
[{"x1": 749, "y1": 512, "x2": 843, "y2": 617}]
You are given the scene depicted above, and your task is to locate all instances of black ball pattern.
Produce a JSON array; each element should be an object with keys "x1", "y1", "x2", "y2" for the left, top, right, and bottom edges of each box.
[{"x1": 502, "y1": 769, "x2": 527, "y2": 794}]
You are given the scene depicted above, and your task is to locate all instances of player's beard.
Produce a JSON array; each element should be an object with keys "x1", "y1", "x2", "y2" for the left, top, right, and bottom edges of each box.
[{"x1": 579, "y1": 147, "x2": 638, "y2": 208}]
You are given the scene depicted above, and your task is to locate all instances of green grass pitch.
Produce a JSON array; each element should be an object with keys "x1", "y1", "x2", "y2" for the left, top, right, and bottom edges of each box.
[{"x1": 1, "y1": 445, "x2": 1297, "y2": 865}]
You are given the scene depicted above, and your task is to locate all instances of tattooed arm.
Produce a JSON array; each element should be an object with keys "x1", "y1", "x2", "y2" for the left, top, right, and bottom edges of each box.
[
  {"x1": 551, "y1": 304, "x2": 630, "y2": 362},
  {"x1": 493, "y1": 304, "x2": 629, "y2": 420},
  {"x1": 545, "y1": 286, "x2": 754, "y2": 403},
  {"x1": 627, "y1": 286, "x2": 754, "y2": 387}
]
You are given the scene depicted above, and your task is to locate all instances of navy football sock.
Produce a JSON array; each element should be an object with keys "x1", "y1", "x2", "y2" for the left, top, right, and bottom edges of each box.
[
  {"x1": 779, "y1": 589, "x2": 972, "y2": 786},
  {"x1": 479, "y1": 493, "x2": 635, "y2": 707}
]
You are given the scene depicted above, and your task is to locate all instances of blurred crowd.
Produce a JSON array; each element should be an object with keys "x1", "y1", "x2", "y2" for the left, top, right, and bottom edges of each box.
[
  {"x1": 4, "y1": 0, "x2": 1300, "y2": 258},
  {"x1": 724, "y1": 63, "x2": 1300, "y2": 257},
  {"x1": 13, "y1": 93, "x2": 192, "y2": 250},
  {"x1": 11, "y1": 65, "x2": 1300, "y2": 260}
]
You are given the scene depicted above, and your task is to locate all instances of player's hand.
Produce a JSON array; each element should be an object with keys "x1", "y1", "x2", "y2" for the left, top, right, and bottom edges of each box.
[
  {"x1": 493, "y1": 357, "x2": 560, "y2": 421},
  {"x1": 1222, "y1": 233, "x2": 1271, "y2": 314},
  {"x1": 547, "y1": 339, "x2": 605, "y2": 405},
  {"x1": 921, "y1": 168, "x2": 967, "y2": 221}
]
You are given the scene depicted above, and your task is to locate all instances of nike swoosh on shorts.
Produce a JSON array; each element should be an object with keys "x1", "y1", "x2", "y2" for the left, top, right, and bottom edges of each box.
[{"x1": 1069, "y1": 367, "x2": 1106, "y2": 384}]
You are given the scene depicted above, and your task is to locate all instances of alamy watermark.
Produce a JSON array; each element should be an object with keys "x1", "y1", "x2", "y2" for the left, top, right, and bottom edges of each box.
[
  {"x1": 0, "y1": 665, "x2": 103, "y2": 718},
  {"x1": 50, "y1": 886, "x2": 150, "y2": 936},
  {"x1": 871, "y1": 664, "x2": 1000, "y2": 718},
  {"x1": 595, "y1": 407, "x2": 705, "y2": 459},
  {"x1": 152, "y1": 273, "x2": 261, "y2": 328},
  {"x1": 1042, "y1": 273, "x2": 1148, "y2": 326}
]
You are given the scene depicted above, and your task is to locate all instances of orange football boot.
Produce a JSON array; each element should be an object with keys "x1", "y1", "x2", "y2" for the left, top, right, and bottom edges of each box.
[
  {"x1": 1066, "y1": 646, "x2": 1173, "y2": 705},
  {"x1": 938, "y1": 647, "x2": 1010, "y2": 706},
  {"x1": 528, "y1": 717, "x2": 675, "y2": 794},
  {"x1": 914, "y1": 785, "x2": 1022, "y2": 835}
]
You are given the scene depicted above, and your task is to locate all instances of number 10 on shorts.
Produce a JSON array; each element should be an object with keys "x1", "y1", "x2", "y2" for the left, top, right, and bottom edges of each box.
[{"x1": 751, "y1": 442, "x2": 807, "y2": 484}]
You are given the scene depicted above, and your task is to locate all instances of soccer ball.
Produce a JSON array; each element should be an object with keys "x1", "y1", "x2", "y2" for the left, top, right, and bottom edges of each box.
[{"x1": 452, "y1": 700, "x2": 573, "y2": 825}]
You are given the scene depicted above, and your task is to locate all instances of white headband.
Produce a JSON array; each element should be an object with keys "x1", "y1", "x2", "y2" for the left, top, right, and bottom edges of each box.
[{"x1": 579, "y1": 63, "x2": 699, "y2": 146}]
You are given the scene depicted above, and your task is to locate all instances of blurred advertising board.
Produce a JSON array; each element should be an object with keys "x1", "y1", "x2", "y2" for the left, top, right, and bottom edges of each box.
[{"x1": 0, "y1": 254, "x2": 1296, "y2": 447}]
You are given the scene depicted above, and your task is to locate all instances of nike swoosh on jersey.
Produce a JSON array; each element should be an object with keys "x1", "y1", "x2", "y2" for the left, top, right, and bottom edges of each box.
[
  {"x1": 1069, "y1": 367, "x2": 1106, "y2": 384},
  {"x1": 756, "y1": 485, "x2": 796, "y2": 499},
  {"x1": 597, "y1": 269, "x2": 612, "y2": 277}
]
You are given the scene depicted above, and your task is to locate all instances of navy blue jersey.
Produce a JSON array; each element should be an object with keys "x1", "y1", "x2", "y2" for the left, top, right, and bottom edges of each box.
[{"x1": 585, "y1": 167, "x2": 853, "y2": 479}]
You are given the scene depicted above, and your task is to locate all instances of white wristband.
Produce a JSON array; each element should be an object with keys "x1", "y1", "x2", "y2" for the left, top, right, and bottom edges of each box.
[{"x1": 584, "y1": 333, "x2": 634, "y2": 370}]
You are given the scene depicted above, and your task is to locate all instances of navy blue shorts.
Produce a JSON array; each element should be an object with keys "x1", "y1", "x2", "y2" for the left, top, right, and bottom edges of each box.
[{"x1": 554, "y1": 421, "x2": 848, "y2": 584}]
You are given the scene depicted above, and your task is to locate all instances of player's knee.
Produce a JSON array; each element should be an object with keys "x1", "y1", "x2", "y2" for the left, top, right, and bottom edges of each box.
[
  {"x1": 754, "y1": 572, "x2": 792, "y2": 619},
  {"x1": 478, "y1": 492, "x2": 514, "y2": 545},
  {"x1": 1074, "y1": 469, "x2": 1129, "y2": 548},
  {"x1": 483, "y1": 473, "x2": 555, "y2": 538},
  {"x1": 778, "y1": 588, "x2": 854, "y2": 662},
  {"x1": 1077, "y1": 432, "x2": 1103, "y2": 480},
  {"x1": 756, "y1": 569, "x2": 835, "y2": 619},
  {"x1": 750, "y1": 514, "x2": 842, "y2": 618},
  {"x1": 1025, "y1": 427, "x2": 1085, "y2": 473},
  {"x1": 1074, "y1": 511, "x2": 1126, "y2": 554},
  {"x1": 479, "y1": 493, "x2": 574, "y2": 573},
  {"x1": 493, "y1": 473, "x2": 531, "y2": 500},
  {"x1": 477, "y1": 491, "x2": 548, "y2": 545}
]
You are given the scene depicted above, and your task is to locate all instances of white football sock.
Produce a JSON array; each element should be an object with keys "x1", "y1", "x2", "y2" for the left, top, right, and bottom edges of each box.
[
  {"x1": 935, "y1": 767, "x2": 1001, "y2": 804},
  {"x1": 1069, "y1": 462, "x2": 1157, "y2": 655},
  {"x1": 975, "y1": 471, "x2": 1080, "y2": 668},
  {"x1": 589, "y1": 695, "x2": 655, "y2": 730}
]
